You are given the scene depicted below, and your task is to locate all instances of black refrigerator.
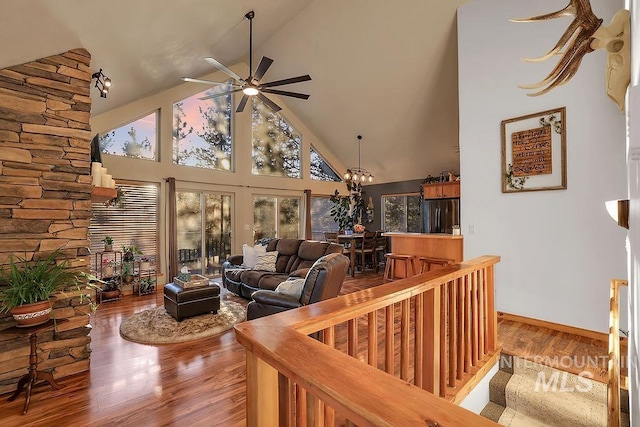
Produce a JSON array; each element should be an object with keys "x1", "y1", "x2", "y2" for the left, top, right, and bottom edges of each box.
[{"x1": 422, "y1": 198, "x2": 460, "y2": 234}]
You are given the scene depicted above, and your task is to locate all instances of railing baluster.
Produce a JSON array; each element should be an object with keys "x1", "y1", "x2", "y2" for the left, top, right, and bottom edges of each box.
[
  {"x1": 465, "y1": 273, "x2": 472, "y2": 372},
  {"x1": 385, "y1": 304, "x2": 394, "y2": 375},
  {"x1": 279, "y1": 374, "x2": 294, "y2": 426},
  {"x1": 439, "y1": 282, "x2": 447, "y2": 396},
  {"x1": 307, "y1": 392, "x2": 324, "y2": 426},
  {"x1": 423, "y1": 286, "x2": 441, "y2": 396},
  {"x1": 471, "y1": 270, "x2": 479, "y2": 366},
  {"x1": 297, "y1": 387, "x2": 307, "y2": 427},
  {"x1": 607, "y1": 279, "x2": 627, "y2": 427},
  {"x1": 414, "y1": 294, "x2": 424, "y2": 388},
  {"x1": 486, "y1": 265, "x2": 497, "y2": 351},
  {"x1": 449, "y1": 280, "x2": 457, "y2": 387},
  {"x1": 348, "y1": 318, "x2": 358, "y2": 358},
  {"x1": 457, "y1": 277, "x2": 465, "y2": 380},
  {"x1": 368, "y1": 310, "x2": 377, "y2": 368},
  {"x1": 478, "y1": 268, "x2": 485, "y2": 358},
  {"x1": 401, "y1": 298, "x2": 410, "y2": 381}
]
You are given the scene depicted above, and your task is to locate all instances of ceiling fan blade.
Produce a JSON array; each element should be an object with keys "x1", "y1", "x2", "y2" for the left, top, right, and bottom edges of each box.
[
  {"x1": 261, "y1": 89, "x2": 310, "y2": 100},
  {"x1": 182, "y1": 77, "x2": 240, "y2": 86},
  {"x1": 252, "y1": 56, "x2": 274, "y2": 83},
  {"x1": 236, "y1": 94, "x2": 249, "y2": 113},
  {"x1": 260, "y1": 75, "x2": 311, "y2": 88},
  {"x1": 257, "y1": 93, "x2": 282, "y2": 112},
  {"x1": 198, "y1": 88, "x2": 243, "y2": 101},
  {"x1": 204, "y1": 57, "x2": 246, "y2": 83}
]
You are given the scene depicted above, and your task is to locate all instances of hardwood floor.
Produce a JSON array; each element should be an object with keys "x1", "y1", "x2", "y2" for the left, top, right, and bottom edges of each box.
[{"x1": 0, "y1": 272, "x2": 617, "y2": 426}]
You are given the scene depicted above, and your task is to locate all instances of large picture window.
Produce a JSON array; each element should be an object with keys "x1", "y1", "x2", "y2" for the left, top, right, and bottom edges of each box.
[
  {"x1": 99, "y1": 112, "x2": 158, "y2": 161},
  {"x1": 310, "y1": 147, "x2": 341, "y2": 181},
  {"x1": 173, "y1": 83, "x2": 233, "y2": 170},
  {"x1": 253, "y1": 196, "x2": 300, "y2": 241},
  {"x1": 252, "y1": 99, "x2": 301, "y2": 178},
  {"x1": 382, "y1": 194, "x2": 421, "y2": 232},
  {"x1": 310, "y1": 196, "x2": 339, "y2": 240}
]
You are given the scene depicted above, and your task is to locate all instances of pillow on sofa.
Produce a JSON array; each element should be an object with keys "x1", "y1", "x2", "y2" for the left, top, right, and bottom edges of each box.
[
  {"x1": 275, "y1": 278, "x2": 306, "y2": 299},
  {"x1": 254, "y1": 250, "x2": 278, "y2": 272},
  {"x1": 243, "y1": 244, "x2": 266, "y2": 268}
]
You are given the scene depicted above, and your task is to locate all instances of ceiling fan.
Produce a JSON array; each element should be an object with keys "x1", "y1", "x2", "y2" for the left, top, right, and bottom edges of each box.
[{"x1": 182, "y1": 10, "x2": 311, "y2": 113}]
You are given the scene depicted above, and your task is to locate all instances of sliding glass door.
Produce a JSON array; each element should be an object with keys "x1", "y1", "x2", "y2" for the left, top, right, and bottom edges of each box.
[
  {"x1": 176, "y1": 191, "x2": 232, "y2": 277},
  {"x1": 253, "y1": 196, "x2": 300, "y2": 241}
]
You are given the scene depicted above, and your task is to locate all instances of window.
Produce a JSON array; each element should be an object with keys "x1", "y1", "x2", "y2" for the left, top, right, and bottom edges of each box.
[
  {"x1": 90, "y1": 181, "x2": 159, "y2": 269},
  {"x1": 382, "y1": 194, "x2": 422, "y2": 232},
  {"x1": 251, "y1": 99, "x2": 301, "y2": 178},
  {"x1": 176, "y1": 191, "x2": 232, "y2": 277},
  {"x1": 99, "y1": 112, "x2": 158, "y2": 161},
  {"x1": 172, "y1": 83, "x2": 233, "y2": 170},
  {"x1": 310, "y1": 196, "x2": 339, "y2": 240},
  {"x1": 253, "y1": 196, "x2": 300, "y2": 241},
  {"x1": 310, "y1": 146, "x2": 341, "y2": 181}
]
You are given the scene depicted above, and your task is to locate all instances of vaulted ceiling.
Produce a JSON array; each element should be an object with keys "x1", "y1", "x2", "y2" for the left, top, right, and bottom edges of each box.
[{"x1": 2, "y1": 0, "x2": 469, "y2": 183}]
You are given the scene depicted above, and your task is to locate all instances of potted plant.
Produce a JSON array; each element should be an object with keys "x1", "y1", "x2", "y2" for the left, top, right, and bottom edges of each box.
[
  {"x1": 100, "y1": 277, "x2": 121, "y2": 301},
  {"x1": 102, "y1": 236, "x2": 114, "y2": 251},
  {"x1": 122, "y1": 245, "x2": 142, "y2": 262},
  {"x1": 139, "y1": 256, "x2": 151, "y2": 271},
  {"x1": 329, "y1": 190, "x2": 354, "y2": 232},
  {"x1": 121, "y1": 262, "x2": 134, "y2": 284},
  {"x1": 102, "y1": 259, "x2": 116, "y2": 277},
  {"x1": 139, "y1": 277, "x2": 155, "y2": 294},
  {"x1": 0, "y1": 251, "x2": 81, "y2": 327}
]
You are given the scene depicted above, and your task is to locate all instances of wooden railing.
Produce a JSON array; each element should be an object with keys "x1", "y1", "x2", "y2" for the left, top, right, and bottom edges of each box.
[
  {"x1": 608, "y1": 278, "x2": 627, "y2": 427},
  {"x1": 235, "y1": 255, "x2": 501, "y2": 426}
]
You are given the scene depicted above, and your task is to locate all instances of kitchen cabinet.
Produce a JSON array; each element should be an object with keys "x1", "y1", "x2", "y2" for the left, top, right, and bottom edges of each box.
[{"x1": 422, "y1": 181, "x2": 460, "y2": 199}]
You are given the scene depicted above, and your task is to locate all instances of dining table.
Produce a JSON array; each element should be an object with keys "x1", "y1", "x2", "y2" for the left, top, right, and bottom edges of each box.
[{"x1": 337, "y1": 233, "x2": 365, "y2": 277}]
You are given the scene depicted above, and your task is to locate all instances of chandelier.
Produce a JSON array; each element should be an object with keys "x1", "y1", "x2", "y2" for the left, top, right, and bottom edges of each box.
[{"x1": 343, "y1": 135, "x2": 373, "y2": 189}]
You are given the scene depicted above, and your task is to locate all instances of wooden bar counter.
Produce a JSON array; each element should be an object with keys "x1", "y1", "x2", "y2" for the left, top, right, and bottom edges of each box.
[{"x1": 382, "y1": 232, "x2": 463, "y2": 264}]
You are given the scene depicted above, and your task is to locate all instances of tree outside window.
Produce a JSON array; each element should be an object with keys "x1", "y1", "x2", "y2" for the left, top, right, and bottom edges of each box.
[
  {"x1": 383, "y1": 194, "x2": 422, "y2": 232},
  {"x1": 99, "y1": 112, "x2": 158, "y2": 161}
]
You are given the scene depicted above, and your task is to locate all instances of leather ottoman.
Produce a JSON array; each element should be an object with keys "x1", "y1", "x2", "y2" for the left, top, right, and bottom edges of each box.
[{"x1": 163, "y1": 282, "x2": 221, "y2": 321}]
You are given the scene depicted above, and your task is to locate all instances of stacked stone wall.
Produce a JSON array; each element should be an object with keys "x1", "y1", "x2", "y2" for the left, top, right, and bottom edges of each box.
[{"x1": 0, "y1": 49, "x2": 93, "y2": 395}]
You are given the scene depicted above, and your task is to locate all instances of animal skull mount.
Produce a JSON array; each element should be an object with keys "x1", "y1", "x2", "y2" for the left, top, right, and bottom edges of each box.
[{"x1": 513, "y1": 0, "x2": 630, "y2": 112}]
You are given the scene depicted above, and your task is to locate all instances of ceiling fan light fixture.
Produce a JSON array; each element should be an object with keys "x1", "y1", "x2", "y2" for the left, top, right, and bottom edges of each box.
[{"x1": 242, "y1": 86, "x2": 259, "y2": 96}]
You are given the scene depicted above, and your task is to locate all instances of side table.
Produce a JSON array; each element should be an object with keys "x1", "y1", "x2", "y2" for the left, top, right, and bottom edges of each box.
[{"x1": 3, "y1": 318, "x2": 68, "y2": 414}]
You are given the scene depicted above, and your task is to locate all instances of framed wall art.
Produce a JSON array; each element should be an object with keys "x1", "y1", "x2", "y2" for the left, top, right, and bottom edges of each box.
[{"x1": 501, "y1": 107, "x2": 566, "y2": 193}]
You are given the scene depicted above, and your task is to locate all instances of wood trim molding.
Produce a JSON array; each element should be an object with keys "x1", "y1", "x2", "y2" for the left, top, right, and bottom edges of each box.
[{"x1": 497, "y1": 312, "x2": 627, "y2": 345}]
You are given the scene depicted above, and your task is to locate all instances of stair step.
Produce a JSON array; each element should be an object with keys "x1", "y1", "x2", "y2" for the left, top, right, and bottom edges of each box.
[
  {"x1": 480, "y1": 401, "x2": 505, "y2": 423},
  {"x1": 499, "y1": 407, "x2": 554, "y2": 427}
]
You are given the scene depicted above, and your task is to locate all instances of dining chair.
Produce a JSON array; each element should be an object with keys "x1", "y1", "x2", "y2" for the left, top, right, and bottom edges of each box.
[{"x1": 354, "y1": 231, "x2": 377, "y2": 274}]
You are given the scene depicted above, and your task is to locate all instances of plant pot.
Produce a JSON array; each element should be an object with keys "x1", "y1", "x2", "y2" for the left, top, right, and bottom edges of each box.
[
  {"x1": 101, "y1": 289, "x2": 121, "y2": 300},
  {"x1": 103, "y1": 265, "x2": 114, "y2": 277},
  {"x1": 104, "y1": 244, "x2": 113, "y2": 252},
  {"x1": 10, "y1": 298, "x2": 54, "y2": 328},
  {"x1": 123, "y1": 275, "x2": 134, "y2": 284},
  {"x1": 140, "y1": 262, "x2": 150, "y2": 271}
]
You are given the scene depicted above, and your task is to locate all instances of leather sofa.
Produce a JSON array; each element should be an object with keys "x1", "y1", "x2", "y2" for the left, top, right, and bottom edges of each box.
[
  {"x1": 222, "y1": 238, "x2": 344, "y2": 299},
  {"x1": 247, "y1": 252, "x2": 350, "y2": 320}
]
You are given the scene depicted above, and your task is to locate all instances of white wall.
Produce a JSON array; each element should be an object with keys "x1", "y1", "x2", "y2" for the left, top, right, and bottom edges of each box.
[
  {"x1": 458, "y1": 0, "x2": 627, "y2": 332},
  {"x1": 626, "y1": 1, "x2": 639, "y2": 423},
  {"x1": 460, "y1": 360, "x2": 498, "y2": 414}
]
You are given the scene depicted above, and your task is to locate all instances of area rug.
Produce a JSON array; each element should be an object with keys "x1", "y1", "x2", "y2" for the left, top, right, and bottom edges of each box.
[{"x1": 119, "y1": 300, "x2": 246, "y2": 345}]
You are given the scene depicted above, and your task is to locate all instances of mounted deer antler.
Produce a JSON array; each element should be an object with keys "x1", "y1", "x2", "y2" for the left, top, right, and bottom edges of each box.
[{"x1": 513, "y1": 0, "x2": 630, "y2": 111}]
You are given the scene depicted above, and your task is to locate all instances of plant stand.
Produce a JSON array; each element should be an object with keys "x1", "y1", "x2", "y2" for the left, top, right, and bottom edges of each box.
[
  {"x1": 4, "y1": 319, "x2": 68, "y2": 415},
  {"x1": 94, "y1": 251, "x2": 123, "y2": 303},
  {"x1": 132, "y1": 260, "x2": 157, "y2": 296}
]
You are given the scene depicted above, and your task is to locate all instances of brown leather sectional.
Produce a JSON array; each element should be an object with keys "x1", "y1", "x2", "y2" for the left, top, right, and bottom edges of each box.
[{"x1": 222, "y1": 238, "x2": 344, "y2": 299}]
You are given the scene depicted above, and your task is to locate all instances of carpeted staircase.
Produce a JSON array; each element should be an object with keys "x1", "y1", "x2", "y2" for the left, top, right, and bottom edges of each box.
[{"x1": 481, "y1": 354, "x2": 629, "y2": 427}]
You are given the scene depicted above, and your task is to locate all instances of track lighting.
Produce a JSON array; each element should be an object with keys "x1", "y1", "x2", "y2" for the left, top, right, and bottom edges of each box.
[{"x1": 91, "y1": 69, "x2": 111, "y2": 98}]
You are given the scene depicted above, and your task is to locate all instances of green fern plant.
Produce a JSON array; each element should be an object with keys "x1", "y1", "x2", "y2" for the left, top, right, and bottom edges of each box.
[{"x1": 0, "y1": 251, "x2": 81, "y2": 313}]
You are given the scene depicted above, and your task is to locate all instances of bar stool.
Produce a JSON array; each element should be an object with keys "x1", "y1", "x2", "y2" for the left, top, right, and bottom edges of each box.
[
  {"x1": 383, "y1": 254, "x2": 415, "y2": 282},
  {"x1": 415, "y1": 256, "x2": 453, "y2": 274}
]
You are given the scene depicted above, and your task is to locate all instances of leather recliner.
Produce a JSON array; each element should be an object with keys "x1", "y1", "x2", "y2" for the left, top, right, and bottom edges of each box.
[{"x1": 247, "y1": 253, "x2": 350, "y2": 320}]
